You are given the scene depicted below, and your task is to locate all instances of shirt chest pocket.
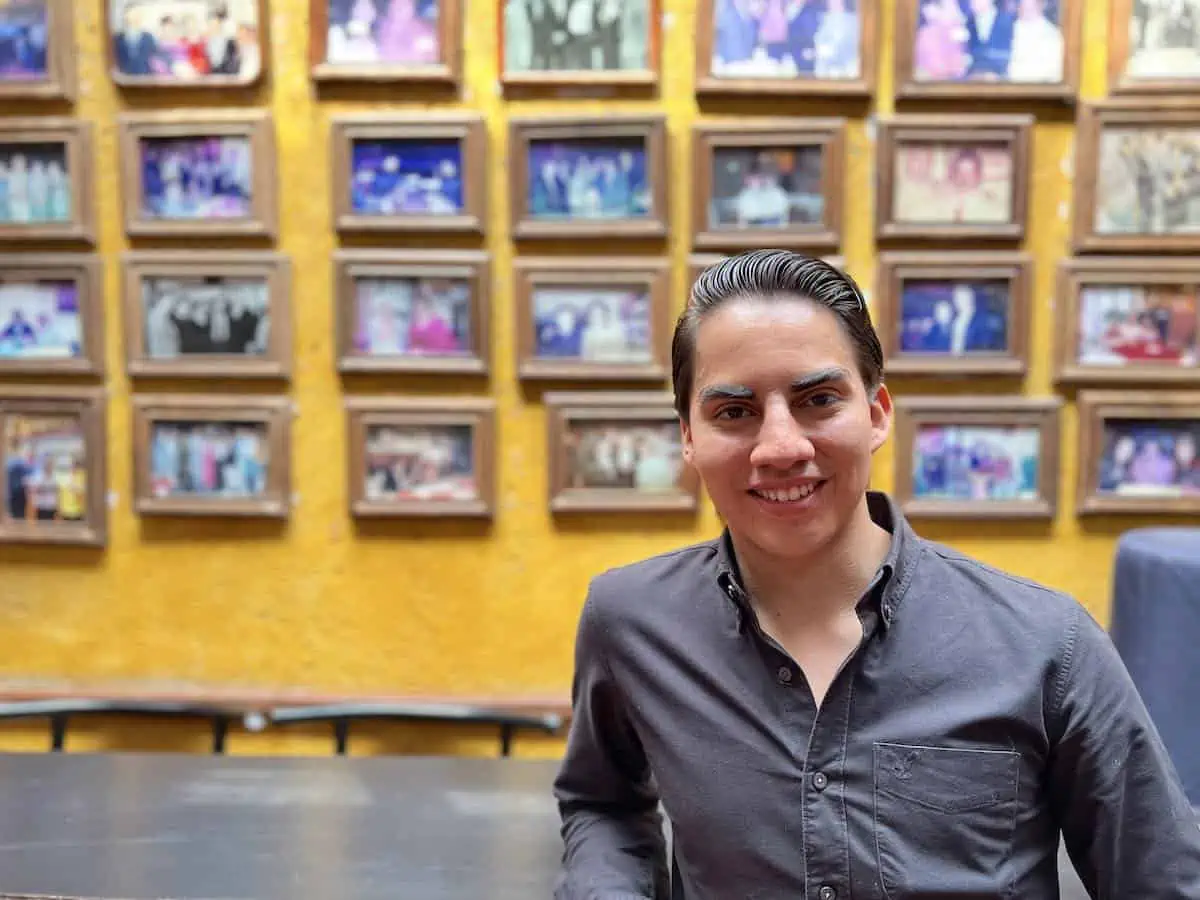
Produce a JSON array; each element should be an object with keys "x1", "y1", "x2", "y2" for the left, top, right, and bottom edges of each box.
[{"x1": 872, "y1": 742, "x2": 1020, "y2": 900}]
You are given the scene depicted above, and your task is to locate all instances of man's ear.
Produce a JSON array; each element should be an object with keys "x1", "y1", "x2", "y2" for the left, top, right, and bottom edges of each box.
[
  {"x1": 680, "y1": 416, "x2": 694, "y2": 465},
  {"x1": 869, "y1": 382, "x2": 893, "y2": 454}
]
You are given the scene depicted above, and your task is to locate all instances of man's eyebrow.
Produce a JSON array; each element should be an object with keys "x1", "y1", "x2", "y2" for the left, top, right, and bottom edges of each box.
[
  {"x1": 789, "y1": 367, "x2": 851, "y2": 393},
  {"x1": 697, "y1": 384, "x2": 754, "y2": 404}
]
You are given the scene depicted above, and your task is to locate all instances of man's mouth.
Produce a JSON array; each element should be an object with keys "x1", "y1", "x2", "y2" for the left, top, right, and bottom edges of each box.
[{"x1": 749, "y1": 481, "x2": 824, "y2": 503}]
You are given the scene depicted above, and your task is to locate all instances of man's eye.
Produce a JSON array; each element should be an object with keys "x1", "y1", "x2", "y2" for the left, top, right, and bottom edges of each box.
[
  {"x1": 714, "y1": 406, "x2": 751, "y2": 420},
  {"x1": 806, "y1": 392, "x2": 838, "y2": 408}
]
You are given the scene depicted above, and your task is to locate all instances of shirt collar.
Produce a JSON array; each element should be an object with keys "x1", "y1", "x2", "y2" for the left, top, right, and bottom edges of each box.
[{"x1": 714, "y1": 490, "x2": 920, "y2": 631}]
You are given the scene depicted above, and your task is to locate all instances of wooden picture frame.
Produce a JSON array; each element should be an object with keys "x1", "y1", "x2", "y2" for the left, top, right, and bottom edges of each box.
[
  {"x1": 120, "y1": 251, "x2": 291, "y2": 380},
  {"x1": 117, "y1": 111, "x2": 278, "y2": 240},
  {"x1": 330, "y1": 112, "x2": 485, "y2": 235},
  {"x1": 515, "y1": 257, "x2": 670, "y2": 382},
  {"x1": 892, "y1": 395, "x2": 1061, "y2": 520},
  {"x1": 131, "y1": 394, "x2": 292, "y2": 518},
  {"x1": 499, "y1": 0, "x2": 660, "y2": 89},
  {"x1": 0, "y1": 386, "x2": 107, "y2": 547},
  {"x1": 874, "y1": 252, "x2": 1031, "y2": 377},
  {"x1": 106, "y1": 0, "x2": 267, "y2": 89},
  {"x1": 545, "y1": 390, "x2": 698, "y2": 513},
  {"x1": 309, "y1": 0, "x2": 462, "y2": 86},
  {"x1": 1107, "y1": 0, "x2": 1200, "y2": 96},
  {"x1": 1072, "y1": 104, "x2": 1200, "y2": 255},
  {"x1": 334, "y1": 249, "x2": 489, "y2": 376},
  {"x1": 694, "y1": 0, "x2": 877, "y2": 98},
  {"x1": 0, "y1": 254, "x2": 104, "y2": 377},
  {"x1": 0, "y1": 0, "x2": 76, "y2": 100},
  {"x1": 875, "y1": 115, "x2": 1031, "y2": 242},
  {"x1": 893, "y1": 0, "x2": 1081, "y2": 102},
  {"x1": 1055, "y1": 257, "x2": 1200, "y2": 387},
  {"x1": 509, "y1": 115, "x2": 668, "y2": 240},
  {"x1": 344, "y1": 396, "x2": 495, "y2": 518},
  {"x1": 0, "y1": 118, "x2": 94, "y2": 245},
  {"x1": 691, "y1": 119, "x2": 845, "y2": 252},
  {"x1": 1077, "y1": 390, "x2": 1200, "y2": 516}
]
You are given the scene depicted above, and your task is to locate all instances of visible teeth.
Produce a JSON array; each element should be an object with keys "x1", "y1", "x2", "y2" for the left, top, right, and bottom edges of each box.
[{"x1": 758, "y1": 483, "x2": 818, "y2": 502}]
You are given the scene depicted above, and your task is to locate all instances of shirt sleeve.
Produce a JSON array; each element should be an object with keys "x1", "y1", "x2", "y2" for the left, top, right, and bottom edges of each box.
[
  {"x1": 552, "y1": 579, "x2": 671, "y2": 900},
  {"x1": 1048, "y1": 602, "x2": 1200, "y2": 898}
]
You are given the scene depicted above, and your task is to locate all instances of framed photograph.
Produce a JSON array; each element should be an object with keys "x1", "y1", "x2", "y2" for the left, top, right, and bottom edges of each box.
[
  {"x1": 345, "y1": 396, "x2": 495, "y2": 518},
  {"x1": 892, "y1": 395, "x2": 1061, "y2": 520},
  {"x1": 0, "y1": 0, "x2": 76, "y2": 100},
  {"x1": 500, "y1": 0, "x2": 658, "y2": 88},
  {"x1": 1107, "y1": 0, "x2": 1200, "y2": 95},
  {"x1": 509, "y1": 115, "x2": 668, "y2": 240},
  {"x1": 0, "y1": 118, "x2": 93, "y2": 245},
  {"x1": 132, "y1": 394, "x2": 291, "y2": 518},
  {"x1": 330, "y1": 113, "x2": 485, "y2": 235},
  {"x1": 545, "y1": 391, "x2": 698, "y2": 513},
  {"x1": 117, "y1": 111, "x2": 277, "y2": 239},
  {"x1": 691, "y1": 119, "x2": 844, "y2": 252},
  {"x1": 121, "y1": 251, "x2": 291, "y2": 380},
  {"x1": 875, "y1": 115, "x2": 1031, "y2": 242},
  {"x1": 334, "y1": 249, "x2": 488, "y2": 375},
  {"x1": 893, "y1": 0, "x2": 1080, "y2": 100},
  {"x1": 1055, "y1": 257, "x2": 1200, "y2": 386},
  {"x1": 1073, "y1": 104, "x2": 1200, "y2": 254},
  {"x1": 515, "y1": 257, "x2": 669, "y2": 382},
  {"x1": 310, "y1": 0, "x2": 462, "y2": 85},
  {"x1": 107, "y1": 0, "x2": 265, "y2": 87},
  {"x1": 874, "y1": 252, "x2": 1031, "y2": 376},
  {"x1": 687, "y1": 252, "x2": 846, "y2": 296},
  {"x1": 1077, "y1": 390, "x2": 1200, "y2": 515},
  {"x1": 0, "y1": 386, "x2": 106, "y2": 547},
  {"x1": 695, "y1": 0, "x2": 877, "y2": 97},
  {"x1": 0, "y1": 254, "x2": 104, "y2": 377}
]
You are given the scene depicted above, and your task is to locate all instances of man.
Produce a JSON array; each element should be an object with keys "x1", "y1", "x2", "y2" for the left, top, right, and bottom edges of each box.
[{"x1": 552, "y1": 249, "x2": 1200, "y2": 899}]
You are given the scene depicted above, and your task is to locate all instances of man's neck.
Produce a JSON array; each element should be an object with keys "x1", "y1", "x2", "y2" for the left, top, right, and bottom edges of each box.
[{"x1": 732, "y1": 496, "x2": 893, "y2": 625}]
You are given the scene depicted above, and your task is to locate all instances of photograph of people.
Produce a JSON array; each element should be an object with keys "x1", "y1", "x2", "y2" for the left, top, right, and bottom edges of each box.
[
  {"x1": 1122, "y1": 0, "x2": 1200, "y2": 80},
  {"x1": 352, "y1": 276, "x2": 471, "y2": 358},
  {"x1": 912, "y1": 0, "x2": 1064, "y2": 84},
  {"x1": 0, "y1": 0, "x2": 49, "y2": 83},
  {"x1": 324, "y1": 0, "x2": 440, "y2": 67},
  {"x1": 504, "y1": 0, "x2": 650, "y2": 73},
  {"x1": 897, "y1": 280, "x2": 1009, "y2": 354},
  {"x1": 0, "y1": 279, "x2": 81, "y2": 360},
  {"x1": 527, "y1": 139, "x2": 651, "y2": 220},
  {"x1": 138, "y1": 134, "x2": 253, "y2": 220},
  {"x1": 709, "y1": 145, "x2": 824, "y2": 230},
  {"x1": 532, "y1": 286, "x2": 651, "y2": 364},
  {"x1": 565, "y1": 422, "x2": 683, "y2": 492},
  {"x1": 349, "y1": 138, "x2": 463, "y2": 216},
  {"x1": 0, "y1": 144, "x2": 71, "y2": 224},
  {"x1": 911, "y1": 423, "x2": 1040, "y2": 501},
  {"x1": 893, "y1": 142, "x2": 1013, "y2": 224},
  {"x1": 1094, "y1": 127, "x2": 1200, "y2": 236},
  {"x1": 710, "y1": 0, "x2": 861, "y2": 80},
  {"x1": 149, "y1": 421, "x2": 268, "y2": 499},
  {"x1": 3, "y1": 414, "x2": 86, "y2": 525},
  {"x1": 142, "y1": 276, "x2": 269, "y2": 359},
  {"x1": 1098, "y1": 421, "x2": 1200, "y2": 496},
  {"x1": 363, "y1": 424, "x2": 478, "y2": 501},
  {"x1": 1076, "y1": 284, "x2": 1199, "y2": 367},
  {"x1": 110, "y1": 0, "x2": 262, "y2": 82}
]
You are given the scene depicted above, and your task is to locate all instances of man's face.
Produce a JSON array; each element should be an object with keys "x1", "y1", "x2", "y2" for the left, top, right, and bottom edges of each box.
[{"x1": 681, "y1": 297, "x2": 891, "y2": 562}]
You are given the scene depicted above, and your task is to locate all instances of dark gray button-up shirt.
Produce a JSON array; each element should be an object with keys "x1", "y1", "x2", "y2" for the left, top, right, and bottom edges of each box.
[{"x1": 553, "y1": 492, "x2": 1200, "y2": 899}]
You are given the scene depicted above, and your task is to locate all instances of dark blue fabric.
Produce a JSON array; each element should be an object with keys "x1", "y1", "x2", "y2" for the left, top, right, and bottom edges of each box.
[{"x1": 1111, "y1": 528, "x2": 1200, "y2": 806}]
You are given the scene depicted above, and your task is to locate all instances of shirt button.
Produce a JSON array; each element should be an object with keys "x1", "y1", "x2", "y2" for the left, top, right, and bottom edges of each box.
[
  {"x1": 819, "y1": 887, "x2": 837, "y2": 900},
  {"x1": 812, "y1": 771, "x2": 828, "y2": 791},
  {"x1": 776, "y1": 666, "x2": 793, "y2": 685}
]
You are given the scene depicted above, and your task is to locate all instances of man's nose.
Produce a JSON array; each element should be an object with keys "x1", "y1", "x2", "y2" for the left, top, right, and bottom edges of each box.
[{"x1": 749, "y1": 398, "x2": 815, "y2": 469}]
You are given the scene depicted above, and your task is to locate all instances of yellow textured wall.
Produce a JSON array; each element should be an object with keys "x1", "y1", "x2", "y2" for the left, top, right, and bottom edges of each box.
[{"x1": 0, "y1": 0, "x2": 1172, "y2": 754}]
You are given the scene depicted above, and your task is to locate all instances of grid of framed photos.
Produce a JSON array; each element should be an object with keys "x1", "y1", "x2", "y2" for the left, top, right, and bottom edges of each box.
[{"x1": 2, "y1": 0, "x2": 1197, "y2": 541}]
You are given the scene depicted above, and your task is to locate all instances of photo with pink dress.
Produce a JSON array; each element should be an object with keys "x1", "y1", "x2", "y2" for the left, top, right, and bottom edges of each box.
[
  {"x1": 325, "y1": 0, "x2": 440, "y2": 66},
  {"x1": 352, "y1": 275, "x2": 472, "y2": 358}
]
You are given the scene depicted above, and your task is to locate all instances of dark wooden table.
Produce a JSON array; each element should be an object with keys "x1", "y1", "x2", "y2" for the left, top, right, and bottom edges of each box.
[
  {"x1": 0, "y1": 751, "x2": 1096, "y2": 900},
  {"x1": 0, "y1": 752, "x2": 564, "y2": 899}
]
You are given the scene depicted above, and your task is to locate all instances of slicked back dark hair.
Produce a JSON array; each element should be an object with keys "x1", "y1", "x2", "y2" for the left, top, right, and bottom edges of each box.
[{"x1": 672, "y1": 249, "x2": 884, "y2": 421}]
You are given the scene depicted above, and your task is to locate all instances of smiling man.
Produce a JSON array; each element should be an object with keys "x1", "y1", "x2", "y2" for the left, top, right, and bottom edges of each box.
[{"x1": 552, "y1": 249, "x2": 1200, "y2": 900}]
